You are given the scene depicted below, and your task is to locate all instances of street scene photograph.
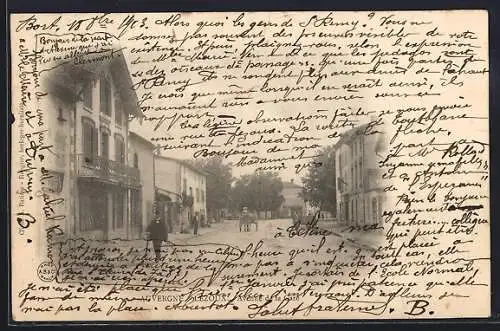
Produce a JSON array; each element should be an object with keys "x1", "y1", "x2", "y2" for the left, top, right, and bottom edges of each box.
[
  {"x1": 38, "y1": 48, "x2": 388, "y2": 256},
  {"x1": 10, "y1": 11, "x2": 490, "y2": 321}
]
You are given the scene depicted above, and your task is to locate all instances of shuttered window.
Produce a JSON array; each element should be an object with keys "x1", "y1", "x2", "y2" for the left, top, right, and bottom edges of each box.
[
  {"x1": 100, "y1": 77, "x2": 111, "y2": 116},
  {"x1": 83, "y1": 82, "x2": 93, "y2": 109},
  {"x1": 114, "y1": 134, "x2": 125, "y2": 164},
  {"x1": 101, "y1": 128, "x2": 110, "y2": 159},
  {"x1": 82, "y1": 118, "x2": 97, "y2": 163},
  {"x1": 115, "y1": 98, "x2": 123, "y2": 126},
  {"x1": 133, "y1": 153, "x2": 139, "y2": 168}
]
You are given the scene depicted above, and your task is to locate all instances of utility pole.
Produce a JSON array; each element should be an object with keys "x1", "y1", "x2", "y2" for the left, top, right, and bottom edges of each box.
[{"x1": 152, "y1": 146, "x2": 158, "y2": 219}]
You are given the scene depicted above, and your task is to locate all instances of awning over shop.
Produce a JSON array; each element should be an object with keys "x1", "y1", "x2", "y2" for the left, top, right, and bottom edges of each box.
[{"x1": 155, "y1": 187, "x2": 181, "y2": 202}]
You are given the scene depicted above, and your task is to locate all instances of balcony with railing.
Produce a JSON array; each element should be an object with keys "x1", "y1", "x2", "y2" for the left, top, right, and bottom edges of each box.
[{"x1": 77, "y1": 154, "x2": 141, "y2": 187}]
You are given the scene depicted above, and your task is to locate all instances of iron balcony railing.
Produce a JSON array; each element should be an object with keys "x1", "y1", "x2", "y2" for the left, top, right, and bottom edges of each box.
[{"x1": 77, "y1": 154, "x2": 141, "y2": 187}]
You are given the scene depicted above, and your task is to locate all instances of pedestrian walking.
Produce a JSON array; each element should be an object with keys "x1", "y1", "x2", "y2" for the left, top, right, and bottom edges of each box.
[
  {"x1": 193, "y1": 213, "x2": 199, "y2": 235},
  {"x1": 145, "y1": 210, "x2": 168, "y2": 262}
]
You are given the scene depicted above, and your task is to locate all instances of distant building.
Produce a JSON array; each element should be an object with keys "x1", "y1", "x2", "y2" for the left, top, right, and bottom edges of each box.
[
  {"x1": 154, "y1": 155, "x2": 207, "y2": 232},
  {"x1": 335, "y1": 124, "x2": 386, "y2": 226},
  {"x1": 279, "y1": 179, "x2": 305, "y2": 218},
  {"x1": 42, "y1": 50, "x2": 144, "y2": 239},
  {"x1": 128, "y1": 132, "x2": 155, "y2": 239}
]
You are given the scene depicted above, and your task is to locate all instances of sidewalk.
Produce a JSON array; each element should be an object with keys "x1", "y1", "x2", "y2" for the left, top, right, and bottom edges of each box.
[
  {"x1": 316, "y1": 220, "x2": 384, "y2": 251},
  {"x1": 168, "y1": 220, "x2": 228, "y2": 244},
  {"x1": 107, "y1": 220, "x2": 229, "y2": 250}
]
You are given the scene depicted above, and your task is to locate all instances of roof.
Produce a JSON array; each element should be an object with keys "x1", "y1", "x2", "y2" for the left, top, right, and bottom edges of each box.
[
  {"x1": 129, "y1": 131, "x2": 155, "y2": 149},
  {"x1": 42, "y1": 48, "x2": 143, "y2": 119},
  {"x1": 334, "y1": 123, "x2": 370, "y2": 149},
  {"x1": 155, "y1": 187, "x2": 180, "y2": 200},
  {"x1": 154, "y1": 155, "x2": 209, "y2": 176},
  {"x1": 180, "y1": 159, "x2": 209, "y2": 176}
]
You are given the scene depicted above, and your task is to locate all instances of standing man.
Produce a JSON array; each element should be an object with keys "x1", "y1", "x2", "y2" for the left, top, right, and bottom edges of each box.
[
  {"x1": 146, "y1": 202, "x2": 168, "y2": 261},
  {"x1": 193, "y1": 212, "x2": 199, "y2": 235}
]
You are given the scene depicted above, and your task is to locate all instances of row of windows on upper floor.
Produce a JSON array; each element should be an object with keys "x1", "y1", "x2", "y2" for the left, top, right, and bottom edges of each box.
[
  {"x1": 82, "y1": 117, "x2": 137, "y2": 166},
  {"x1": 82, "y1": 78, "x2": 126, "y2": 127},
  {"x1": 182, "y1": 166, "x2": 205, "y2": 185},
  {"x1": 183, "y1": 179, "x2": 205, "y2": 204},
  {"x1": 338, "y1": 158, "x2": 364, "y2": 193},
  {"x1": 337, "y1": 137, "x2": 364, "y2": 171}
]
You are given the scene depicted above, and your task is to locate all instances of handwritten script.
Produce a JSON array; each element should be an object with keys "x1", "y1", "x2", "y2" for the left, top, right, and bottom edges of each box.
[{"x1": 10, "y1": 11, "x2": 489, "y2": 321}]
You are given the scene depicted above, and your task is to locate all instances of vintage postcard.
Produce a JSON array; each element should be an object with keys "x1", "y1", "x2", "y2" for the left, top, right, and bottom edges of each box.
[{"x1": 10, "y1": 10, "x2": 489, "y2": 321}]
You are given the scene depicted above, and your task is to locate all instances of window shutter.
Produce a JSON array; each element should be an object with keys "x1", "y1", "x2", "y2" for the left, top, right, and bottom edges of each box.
[
  {"x1": 100, "y1": 79, "x2": 105, "y2": 114},
  {"x1": 121, "y1": 142, "x2": 125, "y2": 163},
  {"x1": 115, "y1": 98, "x2": 122, "y2": 125},
  {"x1": 115, "y1": 138, "x2": 120, "y2": 163},
  {"x1": 101, "y1": 132, "x2": 109, "y2": 160},
  {"x1": 92, "y1": 126, "x2": 98, "y2": 162},
  {"x1": 83, "y1": 83, "x2": 93, "y2": 109},
  {"x1": 83, "y1": 124, "x2": 90, "y2": 161},
  {"x1": 100, "y1": 78, "x2": 111, "y2": 115},
  {"x1": 115, "y1": 138, "x2": 119, "y2": 163}
]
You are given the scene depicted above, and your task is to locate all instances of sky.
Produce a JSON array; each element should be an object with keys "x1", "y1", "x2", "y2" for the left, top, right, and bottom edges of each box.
[{"x1": 119, "y1": 35, "x2": 370, "y2": 187}]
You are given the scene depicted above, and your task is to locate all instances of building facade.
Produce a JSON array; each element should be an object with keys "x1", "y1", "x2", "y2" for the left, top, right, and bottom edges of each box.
[
  {"x1": 279, "y1": 180, "x2": 305, "y2": 218},
  {"x1": 154, "y1": 155, "x2": 207, "y2": 233},
  {"x1": 42, "y1": 51, "x2": 144, "y2": 239},
  {"x1": 128, "y1": 132, "x2": 155, "y2": 239},
  {"x1": 335, "y1": 124, "x2": 386, "y2": 226}
]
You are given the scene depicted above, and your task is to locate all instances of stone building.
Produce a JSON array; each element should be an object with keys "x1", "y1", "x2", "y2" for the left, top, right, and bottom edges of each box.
[
  {"x1": 128, "y1": 131, "x2": 155, "y2": 239},
  {"x1": 41, "y1": 50, "x2": 144, "y2": 239},
  {"x1": 335, "y1": 124, "x2": 386, "y2": 226},
  {"x1": 279, "y1": 179, "x2": 305, "y2": 218},
  {"x1": 154, "y1": 155, "x2": 207, "y2": 233}
]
